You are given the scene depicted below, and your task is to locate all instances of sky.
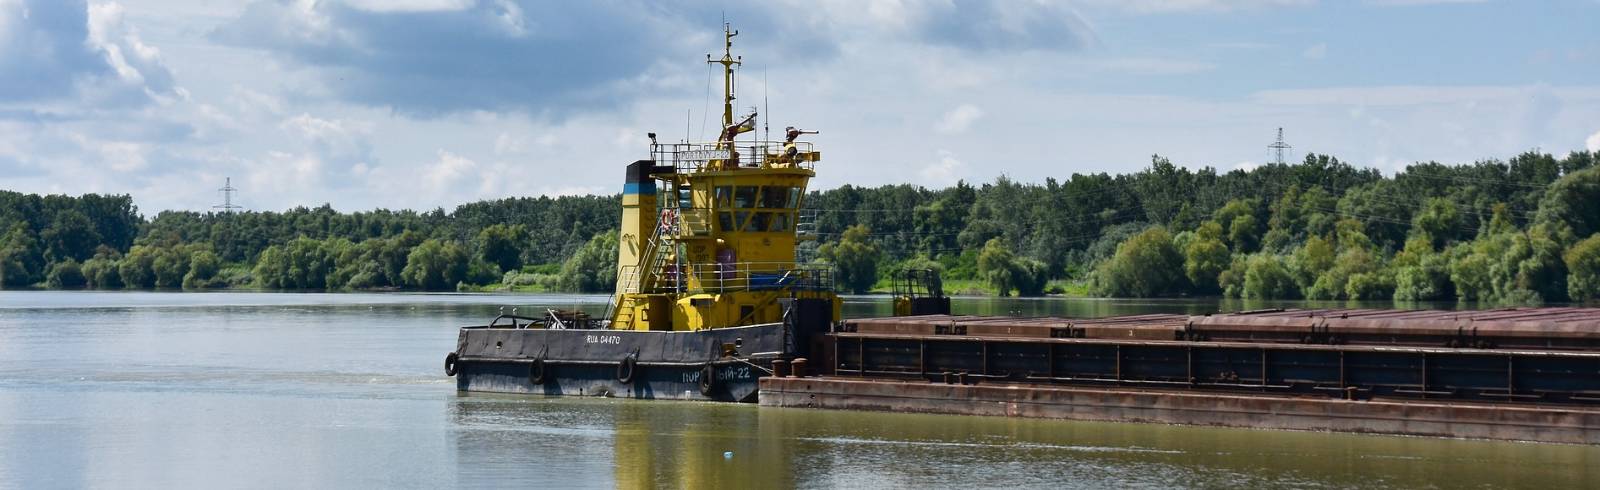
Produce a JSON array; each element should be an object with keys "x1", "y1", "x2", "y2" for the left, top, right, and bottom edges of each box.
[{"x1": 2, "y1": 0, "x2": 1598, "y2": 214}]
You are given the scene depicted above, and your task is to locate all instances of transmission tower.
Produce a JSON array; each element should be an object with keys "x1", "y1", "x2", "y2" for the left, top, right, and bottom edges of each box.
[
  {"x1": 1268, "y1": 127, "x2": 1292, "y2": 165},
  {"x1": 214, "y1": 177, "x2": 242, "y2": 213}
]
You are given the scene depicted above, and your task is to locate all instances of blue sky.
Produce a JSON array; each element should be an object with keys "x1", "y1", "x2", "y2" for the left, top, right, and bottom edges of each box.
[{"x1": 2, "y1": 0, "x2": 1597, "y2": 213}]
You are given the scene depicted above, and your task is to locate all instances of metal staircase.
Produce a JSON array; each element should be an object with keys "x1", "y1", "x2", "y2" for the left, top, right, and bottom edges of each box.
[{"x1": 605, "y1": 208, "x2": 677, "y2": 329}]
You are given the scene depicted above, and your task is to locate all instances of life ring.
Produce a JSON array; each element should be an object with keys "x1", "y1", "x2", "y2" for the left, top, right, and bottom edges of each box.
[
  {"x1": 698, "y1": 364, "x2": 717, "y2": 396},
  {"x1": 617, "y1": 354, "x2": 638, "y2": 384},
  {"x1": 444, "y1": 352, "x2": 460, "y2": 377},
  {"x1": 528, "y1": 357, "x2": 547, "y2": 385}
]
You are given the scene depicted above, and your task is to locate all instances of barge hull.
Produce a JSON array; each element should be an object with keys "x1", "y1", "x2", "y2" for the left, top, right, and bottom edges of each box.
[
  {"x1": 759, "y1": 377, "x2": 1600, "y2": 444},
  {"x1": 453, "y1": 322, "x2": 789, "y2": 402}
]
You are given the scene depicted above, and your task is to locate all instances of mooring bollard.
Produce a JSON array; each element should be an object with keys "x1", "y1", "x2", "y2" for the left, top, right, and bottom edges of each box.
[
  {"x1": 772, "y1": 359, "x2": 790, "y2": 378},
  {"x1": 790, "y1": 358, "x2": 808, "y2": 378}
]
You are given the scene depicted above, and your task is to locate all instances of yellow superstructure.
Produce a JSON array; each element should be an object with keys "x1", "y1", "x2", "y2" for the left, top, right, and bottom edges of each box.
[{"x1": 607, "y1": 24, "x2": 839, "y2": 331}]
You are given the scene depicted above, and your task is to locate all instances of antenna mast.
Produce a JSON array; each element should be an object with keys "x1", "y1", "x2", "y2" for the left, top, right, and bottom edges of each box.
[
  {"x1": 763, "y1": 67, "x2": 770, "y2": 143},
  {"x1": 214, "y1": 177, "x2": 241, "y2": 213},
  {"x1": 708, "y1": 22, "x2": 741, "y2": 144},
  {"x1": 1268, "y1": 127, "x2": 1292, "y2": 165}
]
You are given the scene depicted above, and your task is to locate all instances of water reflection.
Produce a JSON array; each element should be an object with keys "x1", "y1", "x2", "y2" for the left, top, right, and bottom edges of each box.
[{"x1": 445, "y1": 394, "x2": 1600, "y2": 489}]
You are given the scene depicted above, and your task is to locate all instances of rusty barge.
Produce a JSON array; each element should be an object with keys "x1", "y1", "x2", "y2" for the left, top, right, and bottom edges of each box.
[{"x1": 759, "y1": 307, "x2": 1600, "y2": 444}]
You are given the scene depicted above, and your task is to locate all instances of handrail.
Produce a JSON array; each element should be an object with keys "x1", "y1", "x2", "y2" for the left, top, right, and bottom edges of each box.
[
  {"x1": 651, "y1": 141, "x2": 818, "y2": 172},
  {"x1": 620, "y1": 260, "x2": 834, "y2": 295},
  {"x1": 487, "y1": 314, "x2": 544, "y2": 329}
]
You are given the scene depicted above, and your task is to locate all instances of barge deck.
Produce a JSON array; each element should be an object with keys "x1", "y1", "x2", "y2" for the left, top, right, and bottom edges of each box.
[{"x1": 759, "y1": 307, "x2": 1600, "y2": 443}]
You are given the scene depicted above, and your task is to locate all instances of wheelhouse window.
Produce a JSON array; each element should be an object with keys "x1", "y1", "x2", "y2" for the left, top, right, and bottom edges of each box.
[
  {"x1": 746, "y1": 212, "x2": 771, "y2": 232},
  {"x1": 760, "y1": 186, "x2": 790, "y2": 208},
  {"x1": 734, "y1": 186, "x2": 757, "y2": 208},
  {"x1": 769, "y1": 212, "x2": 791, "y2": 232}
]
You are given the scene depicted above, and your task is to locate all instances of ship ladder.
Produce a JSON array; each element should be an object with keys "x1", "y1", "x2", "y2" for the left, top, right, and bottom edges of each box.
[{"x1": 605, "y1": 209, "x2": 676, "y2": 329}]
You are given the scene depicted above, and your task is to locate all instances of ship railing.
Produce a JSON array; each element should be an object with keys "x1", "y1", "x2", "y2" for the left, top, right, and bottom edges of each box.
[
  {"x1": 651, "y1": 141, "x2": 817, "y2": 173},
  {"x1": 637, "y1": 261, "x2": 834, "y2": 294},
  {"x1": 795, "y1": 209, "x2": 818, "y2": 239},
  {"x1": 617, "y1": 265, "x2": 644, "y2": 294}
]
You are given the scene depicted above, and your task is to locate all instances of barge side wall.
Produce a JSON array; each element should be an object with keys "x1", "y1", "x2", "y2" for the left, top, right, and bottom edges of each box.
[{"x1": 759, "y1": 377, "x2": 1600, "y2": 444}]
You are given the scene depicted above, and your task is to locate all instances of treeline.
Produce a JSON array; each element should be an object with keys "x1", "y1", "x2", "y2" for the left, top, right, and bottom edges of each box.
[
  {"x1": 0, "y1": 191, "x2": 620, "y2": 291},
  {"x1": 805, "y1": 151, "x2": 1600, "y2": 304},
  {"x1": 4, "y1": 150, "x2": 1599, "y2": 303}
]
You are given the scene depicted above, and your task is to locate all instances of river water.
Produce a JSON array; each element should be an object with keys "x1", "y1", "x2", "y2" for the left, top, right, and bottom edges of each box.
[{"x1": 1, "y1": 291, "x2": 1596, "y2": 489}]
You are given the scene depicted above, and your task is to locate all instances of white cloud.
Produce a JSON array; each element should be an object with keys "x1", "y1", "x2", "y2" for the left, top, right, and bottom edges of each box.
[
  {"x1": 1251, "y1": 85, "x2": 1600, "y2": 107},
  {"x1": 1081, "y1": 0, "x2": 1313, "y2": 14},
  {"x1": 920, "y1": 150, "x2": 968, "y2": 187},
  {"x1": 341, "y1": 0, "x2": 475, "y2": 13},
  {"x1": 425, "y1": 149, "x2": 478, "y2": 190},
  {"x1": 935, "y1": 104, "x2": 984, "y2": 134},
  {"x1": 4, "y1": 0, "x2": 1600, "y2": 217},
  {"x1": 1587, "y1": 130, "x2": 1600, "y2": 153}
]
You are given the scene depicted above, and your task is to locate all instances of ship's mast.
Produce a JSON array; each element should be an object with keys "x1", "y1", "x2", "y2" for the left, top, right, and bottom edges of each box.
[{"x1": 709, "y1": 23, "x2": 740, "y2": 143}]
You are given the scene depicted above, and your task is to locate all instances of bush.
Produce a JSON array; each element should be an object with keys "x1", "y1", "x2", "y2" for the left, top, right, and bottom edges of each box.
[
  {"x1": 1090, "y1": 226, "x2": 1184, "y2": 298},
  {"x1": 183, "y1": 250, "x2": 223, "y2": 289},
  {"x1": 1242, "y1": 254, "x2": 1298, "y2": 299},
  {"x1": 555, "y1": 231, "x2": 618, "y2": 293},
  {"x1": 81, "y1": 256, "x2": 122, "y2": 289},
  {"x1": 818, "y1": 225, "x2": 880, "y2": 294},
  {"x1": 978, "y1": 237, "x2": 1019, "y2": 296},
  {"x1": 1345, "y1": 270, "x2": 1395, "y2": 300},
  {"x1": 1182, "y1": 222, "x2": 1230, "y2": 294},
  {"x1": 1219, "y1": 255, "x2": 1249, "y2": 298},
  {"x1": 1394, "y1": 253, "x2": 1452, "y2": 301},
  {"x1": 403, "y1": 239, "x2": 472, "y2": 291},
  {"x1": 45, "y1": 259, "x2": 86, "y2": 289},
  {"x1": 1565, "y1": 234, "x2": 1600, "y2": 301}
]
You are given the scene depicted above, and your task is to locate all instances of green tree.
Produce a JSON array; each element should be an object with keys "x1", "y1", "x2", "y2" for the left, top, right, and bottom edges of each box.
[
  {"x1": 476, "y1": 224, "x2": 527, "y2": 274},
  {"x1": 118, "y1": 246, "x2": 158, "y2": 289},
  {"x1": 1218, "y1": 256, "x2": 1249, "y2": 298},
  {"x1": 81, "y1": 255, "x2": 122, "y2": 289},
  {"x1": 151, "y1": 247, "x2": 189, "y2": 288},
  {"x1": 41, "y1": 209, "x2": 102, "y2": 263},
  {"x1": 1182, "y1": 221, "x2": 1230, "y2": 294},
  {"x1": 403, "y1": 239, "x2": 471, "y2": 290},
  {"x1": 1567, "y1": 234, "x2": 1600, "y2": 301},
  {"x1": 555, "y1": 231, "x2": 618, "y2": 293},
  {"x1": 1393, "y1": 237, "x2": 1452, "y2": 301},
  {"x1": 1013, "y1": 258, "x2": 1050, "y2": 297},
  {"x1": 819, "y1": 225, "x2": 882, "y2": 294},
  {"x1": 1289, "y1": 235, "x2": 1335, "y2": 292},
  {"x1": 183, "y1": 250, "x2": 222, "y2": 289},
  {"x1": 1534, "y1": 165, "x2": 1600, "y2": 243},
  {"x1": 1243, "y1": 254, "x2": 1298, "y2": 299},
  {"x1": 1411, "y1": 197, "x2": 1461, "y2": 249},
  {"x1": 1090, "y1": 226, "x2": 1184, "y2": 298},
  {"x1": 1214, "y1": 199, "x2": 1262, "y2": 253},
  {"x1": 45, "y1": 259, "x2": 87, "y2": 289},
  {"x1": 0, "y1": 224, "x2": 45, "y2": 287},
  {"x1": 976, "y1": 237, "x2": 1018, "y2": 296}
]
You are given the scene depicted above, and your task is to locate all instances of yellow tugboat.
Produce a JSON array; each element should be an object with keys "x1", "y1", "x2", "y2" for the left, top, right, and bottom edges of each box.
[{"x1": 445, "y1": 24, "x2": 841, "y2": 401}]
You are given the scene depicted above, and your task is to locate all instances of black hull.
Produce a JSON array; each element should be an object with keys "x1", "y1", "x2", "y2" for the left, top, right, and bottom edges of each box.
[{"x1": 451, "y1": 322, "x2": 791, "y2": 402}]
